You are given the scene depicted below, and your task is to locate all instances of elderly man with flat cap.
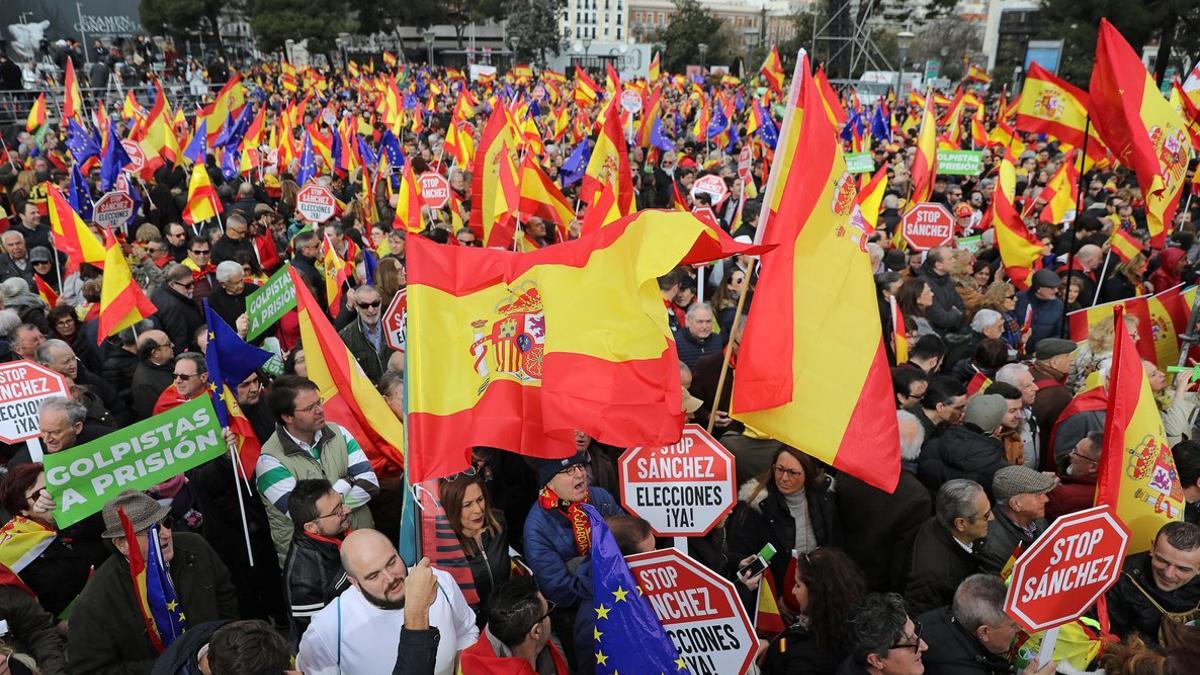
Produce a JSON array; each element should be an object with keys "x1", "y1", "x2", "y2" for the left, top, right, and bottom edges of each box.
[
  {"x1": 67, "y1": 490, "x2": 238, "y2": 674},
  {"x1": 1029, "y1": 337, "x2": 1077, "y2": 467},
  {"x1": 977, "y1": 465, "x2": 1057, "y2": 574}
]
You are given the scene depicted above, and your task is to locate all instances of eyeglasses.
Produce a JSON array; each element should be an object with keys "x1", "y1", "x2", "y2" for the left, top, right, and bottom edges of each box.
[
  {"x1": 529, "y1": 600, "x2": 557, "y2": 629},
  {"x1": 969, "y1": 508, "x2": 993, "y2": 523},
  {"x1": 174, "y1": 372, "x2": 200, "y2": 381},
  {"x1": 772, "y1": 465, "x2": 804, "y2": 479},
  {"x1": 190, "y1": 249, "x2": 210, "y2": 256},
  {"x1": 890, "y1": 621, "x2": 923, "y2": 651},
  {"x1": 312, "y1": 498, "x2": 347, "y2": 521},
  {"x1": 358, "y1": 300, "x2": 382, "y2": 309},
  {"x1": 1070, "y1": 451, "x2": 1099, "y2": 465},
  {"x1": 175, "y1": 280, "x2": 195, "y2": 289},
  {"x1": 157, "y1": 515, "x2": 176, "y2": 531},
  {"x1": 444, "y1": 466, "x2": 478, "y2": 482},
  {"x1": 295, "y1": 399, "x2": 324, "y2": 415},
  {"x1": 33, "y1": 260, "x2": 51, "y2": 266},
  {"x1": 557, "y1": 463, "x2": 588, "y2": 477}
]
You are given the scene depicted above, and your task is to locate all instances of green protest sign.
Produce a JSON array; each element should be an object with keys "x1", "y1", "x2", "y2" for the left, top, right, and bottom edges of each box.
[
  {"x1": 956, "y1": 235, "x2": 983, "y2": 253},
  {"x1": 245, "y1": 266, "x2": 297, "y2": 340},
  {"x1": 937, "y1": 150, "x2": 984, "y2": 176},
  {"x1": 845, "y1": 152, "x2": 875, "y2": 174},
  {"x1": 45, "y1": 397, "x2": 224, "y2": 528}
]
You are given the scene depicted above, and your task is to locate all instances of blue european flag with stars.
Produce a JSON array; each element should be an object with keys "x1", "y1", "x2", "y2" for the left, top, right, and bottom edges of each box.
[
  {"x1": 295, "y1": 132, "x2": 316, "y2": 187},
  {"x1": 146, "y1": 524, "x2": 186, "y2": 646},
  {"x1": 585, "y1": 504, "x2": 685, "y2": 674}
]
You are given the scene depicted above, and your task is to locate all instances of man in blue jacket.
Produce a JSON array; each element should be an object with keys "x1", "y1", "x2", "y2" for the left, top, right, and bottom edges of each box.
[
  {"x1": 1015, "y1": 269, "x2": 1065, "y2": 345},
  {"x1": 524, "y1": 452, "x2": 623, "y2": 674}
]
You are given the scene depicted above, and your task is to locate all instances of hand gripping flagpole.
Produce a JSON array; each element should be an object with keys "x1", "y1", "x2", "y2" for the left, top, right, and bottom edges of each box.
[{"x1": 706, "y1": 49, "x2": 806, "y2": 436}]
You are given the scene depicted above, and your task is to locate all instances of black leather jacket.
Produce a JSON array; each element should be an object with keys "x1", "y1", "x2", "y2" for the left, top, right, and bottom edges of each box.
[{"x1": 283, "y1": 530, "x2": 350, "y2": 642}]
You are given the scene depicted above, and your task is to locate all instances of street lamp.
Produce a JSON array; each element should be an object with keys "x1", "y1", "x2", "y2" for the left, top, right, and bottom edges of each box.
[
  {"x1": 895, "y1": 30, "x2": 914, "y2": 96},
  {"x1": 510, "y1": 35, "x2": 521, "y2": 63},
  {"x1": 422, "y1": 29, "x2": 436, "y2": 65},
  {"x1": 698, "y1": 42, "x2": 708, "y2": 70},
  {"x1": 582, "y1": 37, "x2": 592, "y2": 67}
]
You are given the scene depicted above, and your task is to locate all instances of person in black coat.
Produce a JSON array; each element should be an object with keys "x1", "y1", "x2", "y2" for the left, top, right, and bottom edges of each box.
[
  {"x1": 439, "y1": 473, "x2": 510, "y2": 625},
  {"x1": 1099, "y1": 253, "x2": 1150, "y2": 304},
  {"x1": 1106, "y1": 521, "x2": 1200, "y2": 644},
  {"x1": 905, "y1": 479, "x2": 992, "y2": 616},
  {"x1": 918, "y1": 249, "x2": 966, "y2": 333},
  {"x1": 727, "y1": 447, "x2": 841, "y2": 607},
  {"x1": 762, "y1": 548, "x2": 866, "y2": 675},
  {"x1": 207, "y1": 261, "x2": 258, "y2": 332},
  {"x1": 918, "y1": 574, "x2": 1021, "y2": 675},
  {"x1": 918, "y1": 394, "x2": 1011, "y2": 499},
  {"x1": 151, "y1": 264, "x2": 205, "y2": 353},
  {"x1": 838, "y1": 410, "x2": 933, "y2": 593}
]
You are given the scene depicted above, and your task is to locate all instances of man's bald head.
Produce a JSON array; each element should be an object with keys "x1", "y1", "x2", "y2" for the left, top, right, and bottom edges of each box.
[
  {"x1": 1077, "y1": 244, "x2": 1103, "y2": 269},
  {"x1": 341, "y1": 529, "x2": 409, "y2": 609},
  {"x1": 137, "y1": 329, "x2": 172, "y2": 363}
]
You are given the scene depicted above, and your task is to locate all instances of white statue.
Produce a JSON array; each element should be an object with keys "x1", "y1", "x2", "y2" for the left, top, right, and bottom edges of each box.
[{"x1": 7, "y1": 20, "x2": 49, "y2": 62}]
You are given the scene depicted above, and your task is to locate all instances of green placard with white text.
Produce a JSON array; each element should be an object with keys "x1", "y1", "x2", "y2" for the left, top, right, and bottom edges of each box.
[
  {"x1": 845, "y1": 152, "x2": 875, "y2": 174},
  {"x1": 937, "y1": 150, "x2": 984, "y2": 176},
  {"x1": 245, "y1": 266, "x2": 297, "y2": 340}
]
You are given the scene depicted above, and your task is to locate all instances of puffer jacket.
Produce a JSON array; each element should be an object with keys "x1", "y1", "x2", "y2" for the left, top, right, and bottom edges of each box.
[
  {"x1": 917, "y1": 424, "x2": 1010, "y2": 499},
  {"x1": 1106, "y1": 551, "x2": 1200, "y2": 644},
  {"x1": 283, "y1": 530, "x2": 350, "y2": 642}
]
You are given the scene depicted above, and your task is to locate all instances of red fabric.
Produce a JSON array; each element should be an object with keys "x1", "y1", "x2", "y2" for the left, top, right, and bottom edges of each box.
[
  {"x1": 1045, "y1": 387, "x2": 1109, "y2": 464},
  {"x1": 1149, "y1": 248, "x2": 1187, "y2": 292},
  {"x1": 460, "y1": 633, "x2": 570, "y2": 675},
  {"x1": 1045, "y1": 475, "x2": 1098, "y2": 523},
  {"x1": 152, "y1": 387, "x2": 197, "y2": 416}
]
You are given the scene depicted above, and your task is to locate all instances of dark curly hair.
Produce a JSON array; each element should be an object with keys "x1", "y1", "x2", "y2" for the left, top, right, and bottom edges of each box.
[{"x1": 795, "y1": 547, "x2": 867, "y2": 651}]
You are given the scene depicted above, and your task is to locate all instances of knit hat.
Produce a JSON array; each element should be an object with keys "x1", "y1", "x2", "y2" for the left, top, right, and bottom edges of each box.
[
  {"x1": 101, "y1": 490, "x2": 170, "y2": 539},
  {"x1": 530, "y1": 452, "x2": 590, "y2": 487},
  {"x1": 964, "y1": 394, "x2": 1007, "y2": 432},
  {"x1": 993, "y1": 465, "x2": 1057, "y2": 503},
  {"x1": 1035, "y1": 338, "x2": 1077, "y2": 360}
]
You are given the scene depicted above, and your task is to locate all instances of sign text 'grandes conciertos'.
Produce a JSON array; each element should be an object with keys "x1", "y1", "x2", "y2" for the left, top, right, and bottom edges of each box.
[
  {"x1": 626, "y1": 548, "x2": 756, "y2": 675},
  {"x1": 45, "y1": 397, "x2": 225, "y2": 528},
  {"x1": 619, "y1": 425, "x2": 736, "y2": 536}
]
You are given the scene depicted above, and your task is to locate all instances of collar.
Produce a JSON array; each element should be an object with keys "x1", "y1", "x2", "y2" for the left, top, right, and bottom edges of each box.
[{"x1": 283, "y1": 425, "x2": 327, "y2": 456}]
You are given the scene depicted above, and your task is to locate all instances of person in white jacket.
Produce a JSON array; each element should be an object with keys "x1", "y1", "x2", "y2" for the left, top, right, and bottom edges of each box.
[{"x1": 297, "y1": 529, "x2": 478, "y2": 675}]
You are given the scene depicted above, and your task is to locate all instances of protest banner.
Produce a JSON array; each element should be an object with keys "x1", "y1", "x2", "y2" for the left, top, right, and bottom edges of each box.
[
  {"x1": 0, "y1": 361, "x2": 69, "y2": 463},
  {"x1": 619, "y1": 425, "x2": 736, "y2": 536},
  {"x1": 936, "y1": 150, "x2": 984, "y2": 176},
  {"x1": 901, "y1": 202, "x2": 955, "y2": 250},
  {"x1": 627, "y1": 547, "x2": 756, "y2": 675},
  {"x1": 245, "y1": 266, "x2": 297, "y2": 340},
  {"x1": 295, "y1": 183, "x2": 337, "y2": 223},
  {"x1": 844, "y1": 152, "x2": 875, "y2": 174},
  {"x1": 45, "y1": 396, "x2": 224, "y2": 528}
]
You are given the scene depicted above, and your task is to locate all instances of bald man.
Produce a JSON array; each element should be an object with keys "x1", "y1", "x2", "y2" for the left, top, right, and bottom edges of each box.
[
  {"x1": 1061, "y1": 243, "x2": 1103, "y2": 306},
  {"x1": 131, "y1": 329, "x2": 176, "y2": 419},
  {"x1": 297, "y1": 530, "x2": 478, "y2": 675}
]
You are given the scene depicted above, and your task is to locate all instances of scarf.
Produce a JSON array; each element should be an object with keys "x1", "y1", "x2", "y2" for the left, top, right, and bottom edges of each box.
[
  {"x1": 0, "y1": 516, "x2": 56, "y2": 574},
  {"x1": 538, "y1": 486, "x2": 591, "y2": 556}
]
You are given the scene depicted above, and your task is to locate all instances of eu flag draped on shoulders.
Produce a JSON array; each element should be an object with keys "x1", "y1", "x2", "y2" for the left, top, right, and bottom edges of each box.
[
  {"x1": 731, "y1": 51, "x2": 901, "y2": 493},
  {"x1": 585, "y1": 505, "x2": 684, "y2": 674},
  {"x1": 203, "y1": 301, "x2": 272, "y2": 478}
]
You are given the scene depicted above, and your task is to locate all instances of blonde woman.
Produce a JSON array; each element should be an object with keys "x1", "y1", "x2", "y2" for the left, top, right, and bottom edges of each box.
[
  {"x1": 1068, "y1": 314, "x2": 1140, "y2": 393},
  {"x1": 979, "y1": 281, "x2": 1027, "y2": 356}
]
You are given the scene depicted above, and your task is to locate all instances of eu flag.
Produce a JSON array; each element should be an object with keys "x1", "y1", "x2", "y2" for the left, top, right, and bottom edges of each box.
[
  {"x1": 586, "y1": 504, "x2": 684, "y2": 674},
  {"x1": 380, "y1": 129, "x2": 404, "y2": 168},
  {"x1": 295, "y1": 132, "x2": 316, "y2": 187},
  {"x1": 65, "y1": 119, "x2": 100, "y2": 164},
  {"x1": 650, "y1": 117, "x2": 675, "y2": 152},
  {"x1": 146, "y1": 524, "x2": 186, "y2": 646},
  {"x1": 561, "y1": 140, "x2": 592, "y2": 187},
  {"x1": 757, "y1": 114, "x2": 779, "y2": 150},
  {"x1": 100, "y1": 124, "x2": 132, "y2": 191},
  {"x1": 183, "y1": 120, "x2": 208, "y2": 164},
  {"x1": 871, "y1": 105, "x2": 892, "y2": 143},
  {"x1": 706, "y1": 103, "x2": 730, "y2": 140},
  {"x1": 69, "y1": 164, "x2": 93, "y2": 220},
  {"x1": 204, "y1": 301, "x2": 271, "y2": 477},
  {"x1": 357, "y1": 135, "x2": 378, "y2": 169}
]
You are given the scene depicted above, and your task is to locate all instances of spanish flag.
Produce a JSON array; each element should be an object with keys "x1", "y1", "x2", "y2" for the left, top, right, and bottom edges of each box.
[
  {"x1": 1015, "y1": 63, "x2": 1107, "y2": 162},
  {"x1": 1110, "y1": 227, "x2": 1143, "y2": 263},
  {"x1": 759, "y1": 46, "x2": 786, "y2": 93},
  {"x1": 814, "y1": 67, "x2": 847, "y2": 127},
  {"x1": 1096, "y1": 304, "x2": 1184, "y2": 553},
  {"x1": 25, "y1": 93, "x2": 46, "y2": 133},
  {"x1": 755, "y1": 569, "x2": 786, "y2": 636},
  {"x1": 289, "y1": 268, "x2": 405, "y2": 475},
  {"x1": 98, "y1": 229, "x2": 156, "y2": 343},
  {"x1": 393, "y1": 161, "x2": 423, "y2": 234},
  {"x1": 1091, "y1": 19, "x2": 1191, "y2": 248},
  {"x1": 518, "y1": 155, "x2": 573, "y2": 240},
  {"x1": 574, "y1": 66, "x2": 601, "y2": 107},
  {"x1": 851, "y1": 165, "x2": 888, "y2": 244},
  {"x1": 991, "y1": 153, "x2": 1043, "y2": 290},
  {"x1": 648, "y1": 51, "x2": 661, "y2": 82},
  {"x1": 182, "y1": 162, "x2": 222, "y2": 225},
  {"x1": 34, "y1": 275, "x2": 58, "y2": 307},
  {"x1": 731, "y1": 53, "x2": 901, "y2": 493},
  {"x1": 405, "y1": 210, "x2": 751, "y2": 482},
  {"x1": 46, "y1": 184, "x2": 107, "y2": 271},
  {"x1": 909, "y1": 90, "x2": 938, "y2": 206},
  {"x1": 322, "y1": 239, "x2": 350, "y2": 318},
  {"x1": 582, "y1": 101, "x2": 635, "y2": 217},
  {"x1": 964, "y1": 64, "x2": 991, "y2": 85},
  {"x1": 62, "y1": 57, "x2": 83, "y2": 121},
  {"x1": 470, "y1": 107, "x2": 521, "y2": 247},
  {"x1": 1037, "y1": 155, "x2": 1081, "y2": 224},
  {"x1": 890, "y1": 296, "x2": 909, "y2": 363}
]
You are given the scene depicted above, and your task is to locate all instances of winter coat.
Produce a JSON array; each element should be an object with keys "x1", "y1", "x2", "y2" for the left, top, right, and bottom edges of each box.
[
  {"x1": 836, "y1": 468, "x2": 932, "y2": 592},
  {"x1": 131, "y1": 359, "x2": 175, "y2": 421},
  {"x1": 459, "y1": 626, "x2": 569, "y2": 675},
  {"x1": 0, "y1": 584, "x2": 68, "y2": 675},
  {"x1": 465, "y1": 514, "x2": 511, "y2": 620},
  {"x1": 284, "y1": 531, "x2": 349, "y2": 641},
  {"x1": 918, "y1": 606, "x2": 1014, "y2": 675},
  {"x1": 976, "y1": 509, "x2": 1047, "y2": 575},
  {"x1": 905, "y1": 518, "x2": 981, "y2": 616},
  {"x1": 761, "y1": 621, "x2": 843, "y2": 675},
  {"x1": 1106, "y1": 551, "x2": 1200, "y2": 643},
  {"x1": 67, "y1": 532, "x2": 239, "y2": 675},
  {"x1": 1014, "y1": 291, "x2": 1064, "y2": 347},
  {"x1": 726, "y1": 477, "x2": 842, "y2": 594},
  {"x1": 339, "y1": 317, "x2": 396, "y2": 385},
  {"x1": 205, "y1": 282, "x2": 258, "y2": 336},
  {"x1": 149, "y1": 284, "x2": 204, "y2": 353},
  {"x1": 919, "y1": 262, "x2": 965, "y2": 333},
  {"x1": 918, "y1": 424, "x2": 1010, "y2": 499},
  {"x1": 1030, "y1": 361, "x2": 1072, "y2": 462},
  {"x1": 675, "y1": 328, "x2": 725, "y2": 369}
]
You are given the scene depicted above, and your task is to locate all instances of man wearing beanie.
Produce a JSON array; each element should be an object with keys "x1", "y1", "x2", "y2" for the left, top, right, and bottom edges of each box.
[
  {"x1": 978, "y1": 466, "x2": 1057, "y2": 573},
  {"x1": 523, "y1": 452, "x2": 623, "y2": 674},
  {"x1": 68, "y1": 490, "x2": 238, "y2": 673},
  {"x1": 919, "y1": 394, "x2": 1012, "y2": 498}
]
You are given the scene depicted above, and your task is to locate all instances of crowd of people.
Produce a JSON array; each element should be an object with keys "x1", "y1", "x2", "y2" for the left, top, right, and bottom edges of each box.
[{"x1": 0, "y1": 31, "x2": 1196, "y2": 675}]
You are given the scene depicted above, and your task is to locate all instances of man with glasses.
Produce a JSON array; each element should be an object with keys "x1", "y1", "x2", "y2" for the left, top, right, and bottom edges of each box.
[
  {"x1": 906, "y1": 479, "x2": 992, "y2": 615},
  {"x1": 524, "y1": 452, "x2": 622, "y2": 674},
  {"x1": 163, "y1": 222, "x2": 190, "y2": 261},
  {"x1": 153, "y1": 352, "x2": 208, "y2": 415},
  {"x1": 151, "y1": 264, "x2": 205, "y2": 353},
  {"x1": 841, "y1": 592, "x2": 927, "y2": 675},
  {"x1": 257, "y1": 375, "x2": 380, "y2": 566},
  {"x1": 1046, "y1": 431, "x2": 1102, "y2": 522},
  {"x1": 906, "y1": 376, "x2": 967, "y2": 448},
  {"x1": 130, "y1": 329, "x2": 176, "y2": 419},
  {"x1": 212, "y1": 211, "x2": 256, "y2": 265},
  {"x1": 68, "y1": 490, "x2": 238, "y2": 673},
  {"x1": 180, "y1": 237, "x2": 217, "y2": 302},
  {"x1": 462, "y1": 575, "x2": 568, "y2": 673},
  {"x1": 283, "y1": 479, "x2": 352, "y2": 641},
  {"x1": 339, "y1": 285, "x2": 395, "y2": 384}
]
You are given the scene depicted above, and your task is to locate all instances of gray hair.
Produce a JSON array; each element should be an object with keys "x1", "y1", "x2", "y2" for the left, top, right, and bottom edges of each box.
[
  {"x1": 952, "y1": 574, "x2": 1009, "y2": 633},
  {"x1": 995, "y1": 363, "x2": 1030, "y2": 388},
  {"x1": 174, "y1": 351, "x2": 207, "y2": 375},
  {"x1": 935, "y1": 479, "x2": 986, "y2": 530},
  {"x1": 35, "y1": 339, "x2": 72, "y2": 366},
  {"x1": 685, "y1": 302, "x2": 713, "y2": 321},
  {"x1": 846, "y1": 593, "x2": 911, "y2": 667},
  {"x1": 0, "y1": 309, "x2": 21, "y2": 338},
  {"x1": 0, "y1": 277, "x2": 31, "y2": 299},
  {"x1": 164, "y1": 263, "x2": 192, "y2": 285},
  {"x1": 215, "y1": 260, "x2": 244, "y2": 284},
  {"x1": 896, "y1": 410, "x2": 925, "y2": 462},
  {"x1": 39, "y1": 396, "x2": 87, "y2": 425},
  {"x1": 1, "y1": 230, "x2": 23, "y2": 245},
  {"x1": 970, "y1": 309, "x2": 1003, "y2": 333},
  {"x1": 378, "y1": 370, "x2": 404, "y2": 399}
]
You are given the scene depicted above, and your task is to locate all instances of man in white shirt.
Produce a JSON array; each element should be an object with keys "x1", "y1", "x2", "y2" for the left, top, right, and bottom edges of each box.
[{"x1": 297, "y1": 529, "x2": 478, "y2": 675}]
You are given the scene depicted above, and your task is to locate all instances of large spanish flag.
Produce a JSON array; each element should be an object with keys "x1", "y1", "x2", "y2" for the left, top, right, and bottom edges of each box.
[
  {"x1": 1090, "y1": 19, "x2": 1192, "y2": 249},
  {"x1": 46, "y1": 184, "x2": 106, "y2": 271},
  {"x1": 731, "y1": 55, "x2": 901, "y2": 493},
  {"x1": 98, "y1": 230, "x2": 156, "y2": 343},
  {"x1": 991, "y1": 154, "x2": 1043, "y2": 290},
  {"x1": 1096, "y1": 305, "x2": 1184, "y2": 553},
  {"x1": 406, "y1": 210, "x2": 752, "y2": 482},
  {"x1": 289, "y1": 268, "x2": 405, "y2": 475},
  {"x1": 909, "y1": 90, "x2": 938, "y2": 207},
  {"x1": 1016, "y1": 63, "x2": 1107, "y2": 161}
]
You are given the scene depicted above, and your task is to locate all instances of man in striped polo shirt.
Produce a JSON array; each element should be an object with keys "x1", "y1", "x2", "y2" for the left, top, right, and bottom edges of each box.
[{"x1": 256, "y1": 375, "x2": 379, "y2": 566}]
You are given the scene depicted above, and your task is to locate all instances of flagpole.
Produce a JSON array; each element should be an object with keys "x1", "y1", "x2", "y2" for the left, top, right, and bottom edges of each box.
[
  {"x1": 227, "y1": 441, "x2": 257, "y2": 567},
  {"x1": 1092, "y1": 250, "x2": 1112, "y2": 306},
  {"x1": 1060, "y1": 116, "x2": 1092, "y2": 334}
]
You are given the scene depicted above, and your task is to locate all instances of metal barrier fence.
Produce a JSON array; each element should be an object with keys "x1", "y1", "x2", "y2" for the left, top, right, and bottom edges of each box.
[{"x1": 0, "y1": 85, "x2": 211, "y2": 129}]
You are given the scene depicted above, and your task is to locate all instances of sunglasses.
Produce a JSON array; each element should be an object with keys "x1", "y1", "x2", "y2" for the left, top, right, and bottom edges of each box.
[
  {"x1": 190, "y1": 249, "x2": 210, "y2": 256},
  {"x1": 358, "y1": 301, "x2": 382, "y2": 309},
  {"x1": 174, "y1": 372, "x2": 200, "y2": 381}
]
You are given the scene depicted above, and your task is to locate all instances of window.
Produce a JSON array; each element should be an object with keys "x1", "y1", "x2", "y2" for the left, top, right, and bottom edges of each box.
[
  {"x1": 604, "y1": 27, "x2": 609, "y2": 36},
  {"x1": 604, "y1": 0, "x2": 609, "y2": 8},
  {"x1": 617, "y1": 27, "x2": 622, "y2": 39}
]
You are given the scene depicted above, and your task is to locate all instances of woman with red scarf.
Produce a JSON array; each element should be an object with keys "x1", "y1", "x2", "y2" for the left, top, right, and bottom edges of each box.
[{"x1": 522, "y1": 452, "x2": 622, "y2": 674}]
